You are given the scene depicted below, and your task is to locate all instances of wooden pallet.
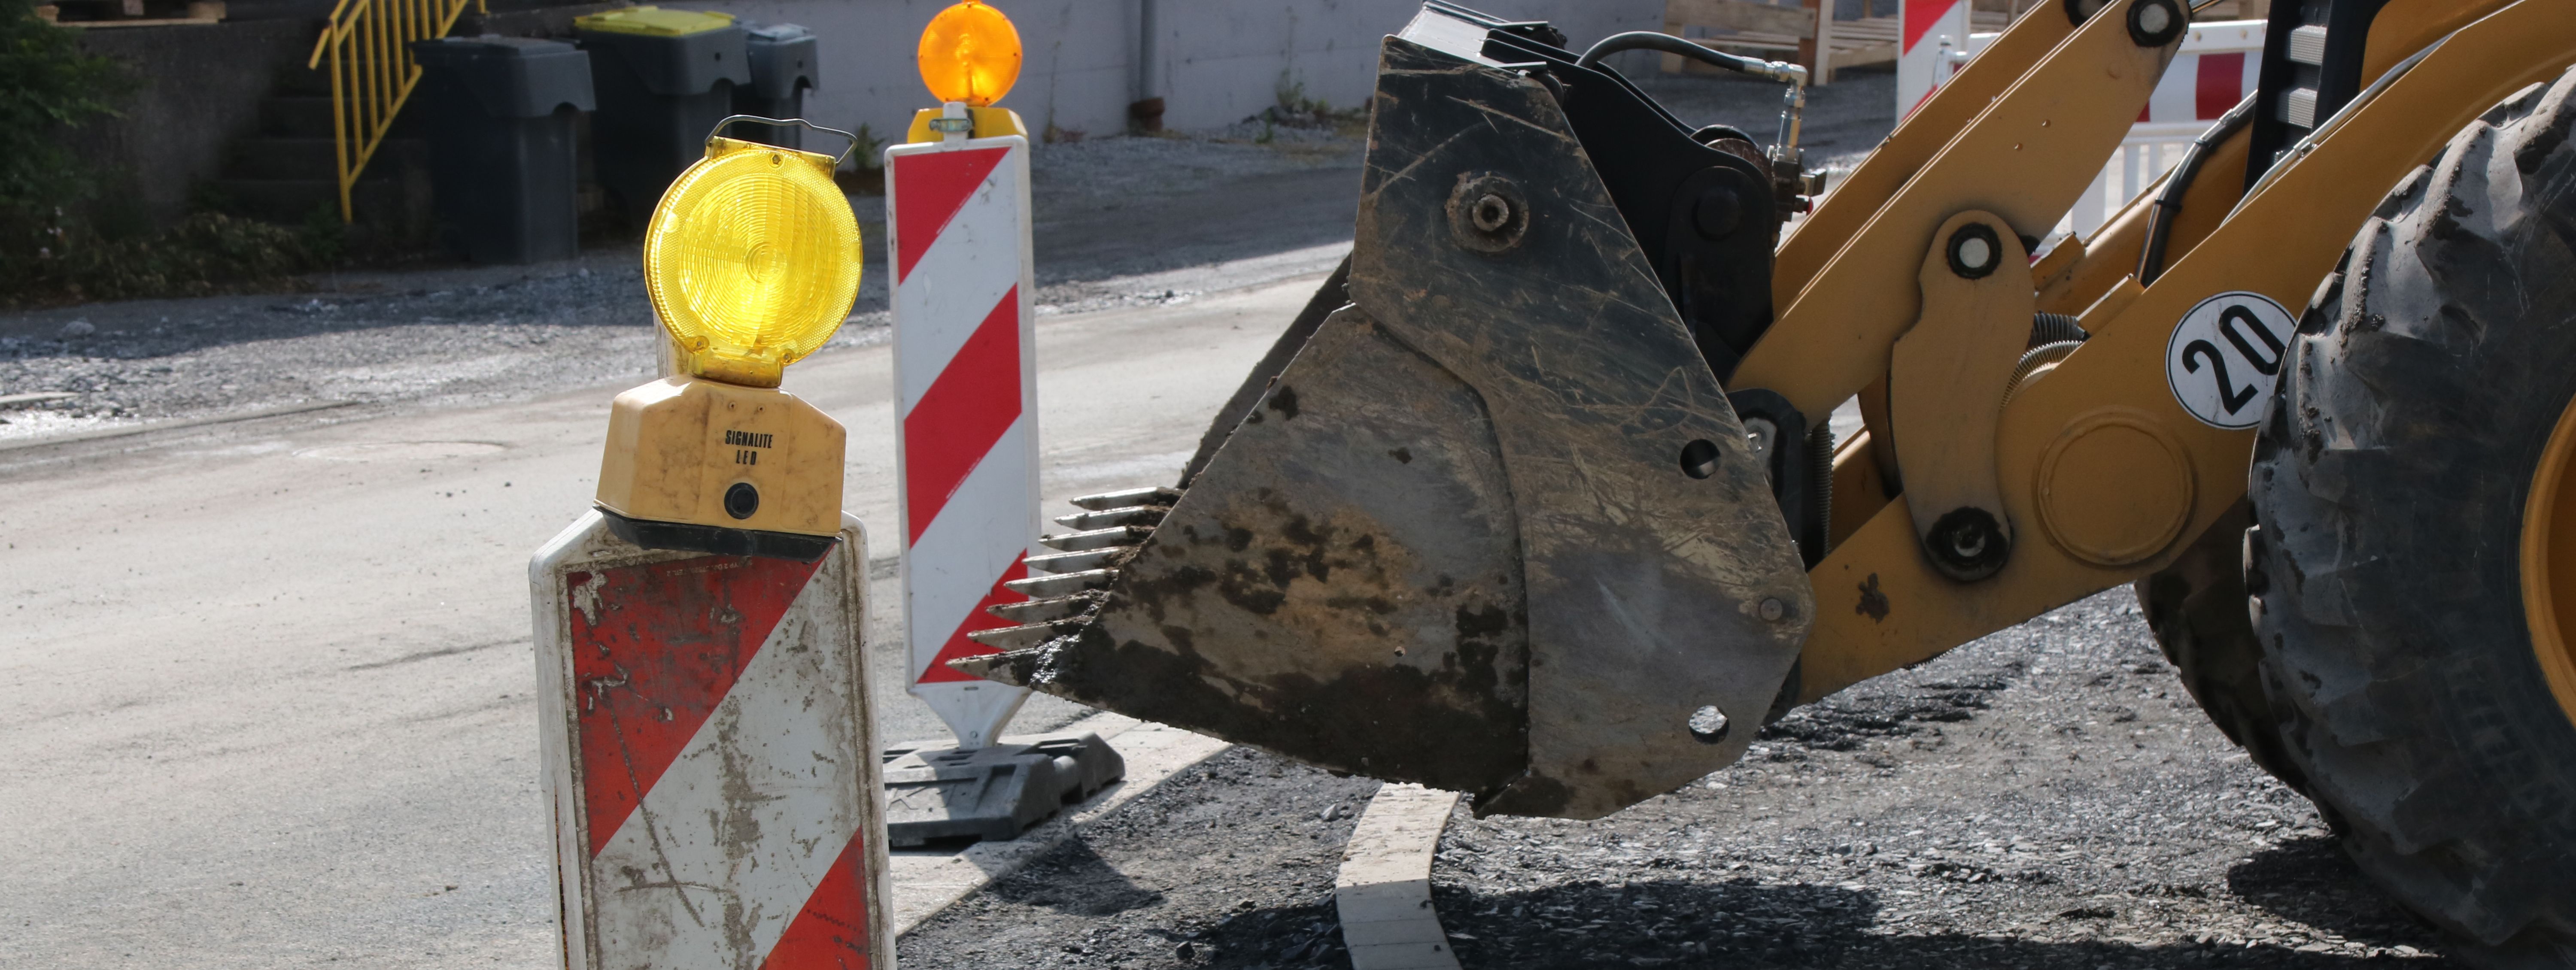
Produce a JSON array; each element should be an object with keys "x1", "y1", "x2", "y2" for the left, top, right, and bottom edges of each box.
[{"x1": 35, "y1": 0, "x2": 225, "y2": 27}]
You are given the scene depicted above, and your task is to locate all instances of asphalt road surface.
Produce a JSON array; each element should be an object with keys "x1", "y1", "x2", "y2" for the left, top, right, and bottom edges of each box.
[{"x1": 0, "y1": 267, "x2": 1328, "y2": 968}]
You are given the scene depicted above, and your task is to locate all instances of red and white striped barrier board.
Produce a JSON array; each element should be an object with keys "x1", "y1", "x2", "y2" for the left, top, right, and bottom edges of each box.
[
  {"x1": 2069, "y1": 19, "x2": 2266, "y2": 233},
  {"x1": 1897, "y1": 0, "x2": 1970, "y2": 119},
  {"x1": 1903, "y1": 12, "x2": 2263, "y2": 131},
  {"x1": 2132, "y1": 19, "x2": 2263, "y2": 134},
  {"x1": 1898, "y1": 16, "x2": 2267, "y2": 233},
  {"x1": 886, "y1": 130, "x2": 1040, "y2": 750},
  {"x1": 532, "y1": 512, "x2": 890, "y2": 970}
]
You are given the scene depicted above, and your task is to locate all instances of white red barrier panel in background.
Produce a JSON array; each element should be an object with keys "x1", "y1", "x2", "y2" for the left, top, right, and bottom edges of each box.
[
  {"x1": 2062, "y1": 18, "x2": 2263, "y2": 234},
  {"x1": 887, "y1": 130, "x2": 1041, "y2": 750},
  {"x1": 1901, "y1": 14, "x2": 2267, "y2": 236},
  {"x1": 1898, "y1": 0, "x2": 1972, "y2": 120}
]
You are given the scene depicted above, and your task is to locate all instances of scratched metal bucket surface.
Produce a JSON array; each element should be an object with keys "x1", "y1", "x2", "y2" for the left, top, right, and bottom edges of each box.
[{"x1": 959, "y1": 30, "x2": 1813, "y2": 820}]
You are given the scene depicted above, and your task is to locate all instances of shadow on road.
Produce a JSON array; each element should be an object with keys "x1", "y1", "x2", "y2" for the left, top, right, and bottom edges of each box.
[
  {"x1": 2228, "y1": 836, "x2": 2436, "y2": 952},
  {"x1": 983, "y1": 840, "x2": 1169, "y2": 918},
  {"x1": 1428, "y1": 877, "x2": 2449, "y2": 969}
]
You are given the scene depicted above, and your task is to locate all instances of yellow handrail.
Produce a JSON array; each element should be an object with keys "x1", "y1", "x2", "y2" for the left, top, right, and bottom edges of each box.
[{"x1": 305, "y1": 0, "x2": 486, "y2": 222}]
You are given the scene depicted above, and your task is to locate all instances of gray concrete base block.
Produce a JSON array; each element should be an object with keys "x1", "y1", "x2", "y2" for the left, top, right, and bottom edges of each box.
[{"x1": 881, "y1": 732, "x2": 1126, "y2": 847}]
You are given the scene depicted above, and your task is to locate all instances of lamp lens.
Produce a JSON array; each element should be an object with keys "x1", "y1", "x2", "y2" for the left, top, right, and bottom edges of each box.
[
  {"x1": 917, "y1": 1, "x2": 1021, "y2": 107},
  {"x1": 643, "y1": 139, "x2": 862, "y2": 386}
]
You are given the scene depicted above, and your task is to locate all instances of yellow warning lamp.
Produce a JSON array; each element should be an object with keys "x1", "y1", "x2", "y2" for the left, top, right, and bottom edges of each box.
[
  {"x1": 644, "y1": 135, "x2": 860, "y2": 386},
  {"x1": 595, "y1": 118, "x2": 863, "y2": 555},
  {"x1": 908, "y1": 1, "x2": 1031, "y2": 143},
  {"x1": 919, "y1": 0, "x2": 1019, "y2": 106}
]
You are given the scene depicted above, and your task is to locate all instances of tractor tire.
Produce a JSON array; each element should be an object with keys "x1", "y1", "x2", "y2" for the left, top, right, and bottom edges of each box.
[
  {"x1": 2246, "y1": 71, "x2": 2576, "y2": 967},
  {"x1": 2132, "y1": 500, "x2": 2310, "y2": 797}
]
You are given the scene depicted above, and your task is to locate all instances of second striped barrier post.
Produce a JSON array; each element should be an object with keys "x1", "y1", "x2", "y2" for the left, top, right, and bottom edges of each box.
[{"x1": 884, "y1": 0, "x2": 1123, "y2": 848}]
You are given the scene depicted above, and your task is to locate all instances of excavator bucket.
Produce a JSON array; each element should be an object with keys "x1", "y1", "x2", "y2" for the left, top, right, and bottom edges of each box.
[{"x1": 956, "y1": 5, "x2": 1814, "y2": 820}]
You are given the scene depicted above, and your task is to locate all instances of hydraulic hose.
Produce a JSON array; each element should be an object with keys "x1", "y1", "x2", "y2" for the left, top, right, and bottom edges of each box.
[
  {"x1": 1576, "y1": 31, "x2": 1811, "y2": 168},
  {"x1": 1577, "y1": 30, "x2": 1807, "y2": 84},
  {"x1": 2136, "y1": 93, "x2": 2255, "y2": 286}
]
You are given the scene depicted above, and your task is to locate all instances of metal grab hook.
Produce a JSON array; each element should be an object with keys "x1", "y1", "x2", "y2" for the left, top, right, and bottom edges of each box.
[{"x1": 707, "y1": 115, "x2": 867, "y2": 169}]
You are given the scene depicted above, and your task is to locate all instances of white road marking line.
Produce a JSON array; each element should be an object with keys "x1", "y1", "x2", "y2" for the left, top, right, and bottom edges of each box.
[
  {"x1": 1337, "y1": 783, "x2": 1464, "y2": 970},
  {"x1": 888, "y1": 712, "x2": 1232, "y2": 936}
]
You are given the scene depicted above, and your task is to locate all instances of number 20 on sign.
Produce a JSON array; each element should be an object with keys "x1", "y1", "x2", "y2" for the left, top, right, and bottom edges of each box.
[{"x1": 2165, "y1": 291, "x2": 2298, "y2": 430}]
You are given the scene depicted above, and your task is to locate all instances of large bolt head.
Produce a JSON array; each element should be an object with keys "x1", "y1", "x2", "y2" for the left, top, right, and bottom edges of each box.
[
  {"x1": 1947, "y1": 223, "x2": 2003, "y2": 279},
  {"x1": 1926, "y1": 506, "x2": 2010, "y2": 581},
  {"x1": 1446, "y1": 172, "x2": 1531, "y2": 254},
  {"x1": 2126, "y1": 0, "x2": 2184, "y2": 46},
  {"x1": 1693, "y1": 188, "x2": 1743, "y2": 239}
]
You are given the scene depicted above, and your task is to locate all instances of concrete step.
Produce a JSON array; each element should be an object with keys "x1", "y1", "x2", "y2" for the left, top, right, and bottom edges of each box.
[
  {"x1": 222, "y1": 136, "x2": 422, "y2": 183},
  {"x1": 267, "y1": 66, "x2": 337, "y2": 98},
  {"x1": 209, "y1": 178, "x2": 349, "y2": 224},
  {"x1": 259, "y1": 96, "x2": 336, "y2": 138},
  {"x1": 223, "y1": 137, "x2": 341, "y2": 182},
  {"x1": 209, "y1": 176, "x2": 426, "y2": 233}
]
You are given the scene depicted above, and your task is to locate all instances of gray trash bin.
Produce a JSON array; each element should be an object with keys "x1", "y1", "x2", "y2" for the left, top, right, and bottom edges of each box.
[
  {"x1": 733, "y1": 22, "x2": 818, "y2": 150},
  {"x1": 574, "y1": 7, "x2": 750, "y2": 225},
  {"x1": 410, "y1": 37, "x2": 594, "y2": 265}
]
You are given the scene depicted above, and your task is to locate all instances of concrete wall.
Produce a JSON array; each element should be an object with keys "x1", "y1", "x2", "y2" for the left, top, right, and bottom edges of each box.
[
  {"x1": 660, "y1": 0, "x2": 1664, "y2": 146},
  {"x1": 68, "y1": 19, "x2": 318, "y2": 233}
]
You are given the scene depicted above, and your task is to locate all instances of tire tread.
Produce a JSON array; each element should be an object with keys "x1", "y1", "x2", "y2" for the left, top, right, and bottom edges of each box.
[{"x1": 2247, "y1": 70, "x2": 2576, "y2": 968}]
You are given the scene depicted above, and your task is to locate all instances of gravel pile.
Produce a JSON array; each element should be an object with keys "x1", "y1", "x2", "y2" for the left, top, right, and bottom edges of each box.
[
  {"x1": 896, "y1": 746, "x2": 1381, "y2": 970},
  {"x1": 1432, "y1": 589, "x2": 2446, "y2": 968},
  {"x1": 0, "y1": 129, "x2": 1369, "y2": 444},
  {"x1": 0, "y1": 258, "x2": 661, "y2": 441},
  {"x1": 898, "y1": 590, "x2": 2454, "y2": 969}
]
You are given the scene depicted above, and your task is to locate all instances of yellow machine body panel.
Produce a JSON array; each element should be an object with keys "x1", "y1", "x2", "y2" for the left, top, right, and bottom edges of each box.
[{"x1": 1790, "y1": 0, "x2": 2576, "y2": 700}]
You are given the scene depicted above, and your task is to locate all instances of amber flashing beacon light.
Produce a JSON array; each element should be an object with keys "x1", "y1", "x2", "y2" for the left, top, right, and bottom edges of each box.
[{"x1": 595, "y1": 117, "x2": 865, "y2": 561}]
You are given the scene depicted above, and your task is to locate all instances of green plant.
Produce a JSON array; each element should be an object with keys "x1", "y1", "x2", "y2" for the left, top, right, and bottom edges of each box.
[
  {"x1": 0, "y1": 6, "x2": 351, "y2": 305},
  {"x1": 848, "y1": 122, "x2": 888, "y2": 171},
  {"x1": 0, "y1": 0, "x2": 133, "y2": 224},
  {"x1": 1258, "y1": 75, "x2": 1363, "y2": 137},
  {"x1": 297, "y1": 201, "x2": 346, "y2": 264},
  {"x1": 1274, "y1": 77, "x2": 1324, "y2": 117},
  {"x1": 829, "y1": 122, "x2": 891, "y2": 195},
  {"x1": 6, "y1": 211, "x2": 329, "y2": 304}
]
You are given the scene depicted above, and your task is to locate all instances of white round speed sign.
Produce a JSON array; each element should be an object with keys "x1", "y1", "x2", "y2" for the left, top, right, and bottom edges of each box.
[{"x1": 2165, "y1": 291, "x2": 2298, "y2": 429}]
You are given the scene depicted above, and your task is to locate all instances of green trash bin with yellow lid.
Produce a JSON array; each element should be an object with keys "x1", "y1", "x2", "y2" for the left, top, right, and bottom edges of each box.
[{"x1": 574, "y1": 6, "x2": 749, "y2": 226}]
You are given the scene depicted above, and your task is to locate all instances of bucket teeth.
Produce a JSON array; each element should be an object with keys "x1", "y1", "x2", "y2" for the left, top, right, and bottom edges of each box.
[
  {"x1": 987, "y1": 593, "x2": 1100, "y2": 624},
  {"x1": 965, "y1": 619, "x2": 1084, "y2": 650},
  {"x1": 1003, "y1": 568, "x2": 1120, "y2": 598},
  {"x1": 961, "y1": 485, "x2": 1173, "y2": 677},
  {"x1": 1069, "y1": 486, "x2": 1180, "y2": 511},
  {"x1": 1026, "y1": 547, "x2": 1136, "y2": 574},
  {"x1": 946, "y1": 650, "x2": 1032, "y2": 687},
  {"x1": 1040, "y1": 525, "x2": 1153, "y2": 552},
  {"x1": 1054, "y1": 505, "x2": 1169, "y2": 530}
]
